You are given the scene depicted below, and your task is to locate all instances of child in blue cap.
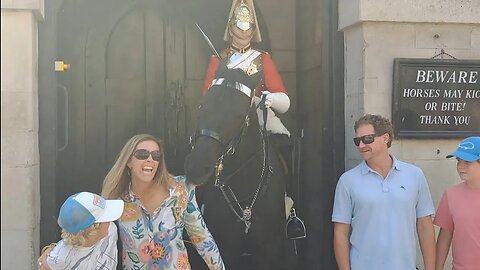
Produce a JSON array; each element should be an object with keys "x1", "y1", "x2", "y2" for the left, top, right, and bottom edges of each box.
[
  {"x1": 434, "y1": 136, "x2": 480, "y2": 270},
  {"x1": 37, "y1": 192, "x2": 124, "y2": 270}
]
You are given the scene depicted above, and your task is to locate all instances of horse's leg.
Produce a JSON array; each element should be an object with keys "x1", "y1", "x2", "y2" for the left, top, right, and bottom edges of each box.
[
  {"x1": 247, "y1": 199, "x2": 286, "y2": 268},
  {"x1": 249, "y1": 213, "x2": 285, "y2": 270},
  {"x1": 202, "y1": 189, "x2": 246, "y2": 270},
  {"x1": 251, "y1": 151, "x2": 289, "y2": 270}
]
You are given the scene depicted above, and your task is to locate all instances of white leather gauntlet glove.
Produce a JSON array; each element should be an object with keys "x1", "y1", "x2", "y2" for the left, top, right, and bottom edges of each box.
[{"x1": 261, "y1": 91, "x2": 290, "y2": 114}]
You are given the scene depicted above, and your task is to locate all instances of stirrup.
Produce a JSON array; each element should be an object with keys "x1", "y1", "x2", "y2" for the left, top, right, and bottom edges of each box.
[{"x1": 286, "y1": 207, "x2": 306, "y2": 240}]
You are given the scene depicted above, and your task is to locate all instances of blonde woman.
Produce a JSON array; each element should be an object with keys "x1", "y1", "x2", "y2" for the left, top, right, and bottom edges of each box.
[
  {"x1": 101, "y1": 134, "x2": 224, "y2": 270},
  {"x1": 37, "y1": 192, "x2": 124, "y2": 270}
]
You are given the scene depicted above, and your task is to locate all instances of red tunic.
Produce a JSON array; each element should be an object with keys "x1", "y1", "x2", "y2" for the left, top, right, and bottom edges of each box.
[{"x1": 202, "y1": 49, "x2": 287, "y2": 97}]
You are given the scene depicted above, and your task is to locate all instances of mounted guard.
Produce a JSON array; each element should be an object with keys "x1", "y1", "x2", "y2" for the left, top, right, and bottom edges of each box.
[{"x1": 185, "y1": 1, "x2": 305, "y2": 269}]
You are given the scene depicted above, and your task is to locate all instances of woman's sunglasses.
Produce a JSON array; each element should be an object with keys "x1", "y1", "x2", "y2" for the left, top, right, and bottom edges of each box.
[
  {"x1": 353, "y1": 134, "x2": 381, "y2": 146},
  {"x1": 133, "y1": 149, "x2": 162, "y2": 162}
]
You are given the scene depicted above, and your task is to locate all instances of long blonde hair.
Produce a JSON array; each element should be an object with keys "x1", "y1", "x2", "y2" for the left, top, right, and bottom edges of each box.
[{"x1": 101, "y1": 134, "x2": 172, "y2": 199}]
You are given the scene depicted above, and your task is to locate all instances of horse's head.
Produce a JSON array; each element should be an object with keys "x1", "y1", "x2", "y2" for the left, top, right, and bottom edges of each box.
[{"x1": 185, "y1": 73, "x2": 258, "y2": 186}]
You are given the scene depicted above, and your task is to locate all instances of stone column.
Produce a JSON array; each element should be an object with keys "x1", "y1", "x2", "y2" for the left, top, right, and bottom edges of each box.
[{"x1": 1, "y1": 0, "x2": 44, "y2": 269}]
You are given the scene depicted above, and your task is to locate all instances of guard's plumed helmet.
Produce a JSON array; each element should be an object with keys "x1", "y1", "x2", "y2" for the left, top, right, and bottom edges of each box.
[{"x1": 223, "y1": 0, "x2": 262, "y2": 42}]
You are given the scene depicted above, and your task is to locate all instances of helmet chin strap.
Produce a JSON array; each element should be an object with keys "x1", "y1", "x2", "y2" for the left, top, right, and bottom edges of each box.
[{"x1": 230, "y1": 27, "x2": 254, "y2": 48}]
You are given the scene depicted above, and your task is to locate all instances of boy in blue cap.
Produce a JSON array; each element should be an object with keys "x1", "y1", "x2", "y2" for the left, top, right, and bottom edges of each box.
[
  {"x1": 434, "y1": 136, "x2": 480, "y2": 270},
  {"x1": 37, "y1": 192, "x2": 124, "y2": 270}
]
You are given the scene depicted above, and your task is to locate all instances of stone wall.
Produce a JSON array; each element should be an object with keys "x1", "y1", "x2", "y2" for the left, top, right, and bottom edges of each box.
[
  {"x1": 1, "y1": 0, "x2": 43, "y2": 268},
  {"x1": 339, "y1": 0, "x2": 480, "y2": 269}
]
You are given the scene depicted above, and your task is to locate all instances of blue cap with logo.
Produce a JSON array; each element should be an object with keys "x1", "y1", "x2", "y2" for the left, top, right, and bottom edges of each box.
[
  {"x1": 58, "y1": 192, "x2": 124, "y2": 234},
  {"x1": 446, "y1": 136, "x2": 480, "y2": 162}
]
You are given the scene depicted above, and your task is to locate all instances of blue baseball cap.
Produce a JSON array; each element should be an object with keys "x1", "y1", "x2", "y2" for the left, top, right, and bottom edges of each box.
[
  {"x1": 446, "y1": 136, "x2": 480, "y2": 162},
  {"x1": 58, "y1": 192, "x2": 124, "y2": 234}
]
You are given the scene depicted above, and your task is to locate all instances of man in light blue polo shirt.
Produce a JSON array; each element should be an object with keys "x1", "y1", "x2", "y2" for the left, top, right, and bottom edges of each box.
[{"x1": 332, "y1": 114, "x2": 435, "y2": 270}]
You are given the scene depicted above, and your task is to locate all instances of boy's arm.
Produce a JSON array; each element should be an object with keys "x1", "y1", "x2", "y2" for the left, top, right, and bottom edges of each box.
[
  {"x1": 417, "y1": 215, "x2": 436, "y2": 270},
  {"x1": 38, "y1": 246, "x2": 54, "y2": 270},
  {"x1": 333, "y1": 222, "x2": 351, "y2": 270},
  {"x1": 435, "y1": 228, "x2": 453, "y2": 270}
]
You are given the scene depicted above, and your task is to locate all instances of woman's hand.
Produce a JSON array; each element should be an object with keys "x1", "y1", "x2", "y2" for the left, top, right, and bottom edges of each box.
[{"x1": 37, "y1": 247, "x2": 53, "y2": 270}]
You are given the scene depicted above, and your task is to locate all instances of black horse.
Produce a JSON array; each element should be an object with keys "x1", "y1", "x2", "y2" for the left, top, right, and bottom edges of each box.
[{"x1": 184, "y1": 70, "x2": 288, "y2": 270}]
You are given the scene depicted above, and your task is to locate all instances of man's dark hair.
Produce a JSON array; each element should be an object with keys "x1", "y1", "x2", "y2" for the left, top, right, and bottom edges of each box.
[{"x1": 354, "y1": 114, "x2": 394, "y2": 147}]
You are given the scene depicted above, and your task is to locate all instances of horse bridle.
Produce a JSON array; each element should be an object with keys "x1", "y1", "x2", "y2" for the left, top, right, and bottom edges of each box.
[
  {"x1": 190, "y1": 89, "x2": 271, "y2": 233},
  {"x1": 189, "y1": 102, "x2": 253, "y2": 164}
]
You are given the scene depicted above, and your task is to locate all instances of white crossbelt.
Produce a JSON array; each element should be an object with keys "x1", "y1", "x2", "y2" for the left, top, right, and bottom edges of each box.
[{"x1": 210, "y1": 78, "x2": 253, "y2": 98}]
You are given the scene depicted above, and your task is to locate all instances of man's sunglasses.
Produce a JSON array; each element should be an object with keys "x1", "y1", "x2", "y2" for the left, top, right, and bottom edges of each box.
[
  {"x1": 353, "y1": 134, "x2": 381, "y2": 146},
  {"x1": 133, "y1": 149, "x2": 162, "y2": 162}
]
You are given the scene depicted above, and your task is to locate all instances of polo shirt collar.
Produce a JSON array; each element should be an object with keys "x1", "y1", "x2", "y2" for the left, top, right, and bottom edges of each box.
[{"x1": 360, "y1": 154, "x2": 402, "y2": 175}]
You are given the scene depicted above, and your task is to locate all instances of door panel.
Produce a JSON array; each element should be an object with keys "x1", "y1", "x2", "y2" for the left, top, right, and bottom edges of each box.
[
  {"x1": 106, "y1": 79, "x2": 147, "y2": 165},
  {"x1": 106, "y1": 10, "x2": 146, "y2": 79},
  {"x1": 55, "y1": 0, "x2": 206, "y2": 203}
]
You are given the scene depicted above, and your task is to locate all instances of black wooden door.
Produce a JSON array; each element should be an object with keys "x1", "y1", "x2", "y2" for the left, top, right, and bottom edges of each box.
[{"x1": 55, "y1": 0, "x2": 205, "y2": 204}]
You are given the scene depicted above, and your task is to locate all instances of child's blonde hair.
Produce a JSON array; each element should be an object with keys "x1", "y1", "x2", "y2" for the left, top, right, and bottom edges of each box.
[{"x1": 61, "y1": 223, "x2": 101, "y2": 246}]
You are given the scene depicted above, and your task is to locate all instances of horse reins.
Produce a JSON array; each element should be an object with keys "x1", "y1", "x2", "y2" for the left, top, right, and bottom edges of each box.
[
  {"x1": 213, "y1": 94, "x2": 271, "y2": 234},
  {"x1": 191, "y1": 89, "x2": 271, "y2": 234}
]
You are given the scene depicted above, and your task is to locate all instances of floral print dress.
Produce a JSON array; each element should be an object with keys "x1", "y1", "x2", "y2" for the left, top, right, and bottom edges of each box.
[{"x1": 118, "y1": 176, "x2": 224, "y2": 270}]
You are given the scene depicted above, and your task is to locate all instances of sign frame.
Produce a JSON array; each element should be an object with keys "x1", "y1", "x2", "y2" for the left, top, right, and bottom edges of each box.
[{"x1": 392, "y1": 58, "x2": 480, "y2": 138}]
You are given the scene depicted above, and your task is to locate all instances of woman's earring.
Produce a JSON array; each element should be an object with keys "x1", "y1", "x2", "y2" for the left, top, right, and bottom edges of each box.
[{"x1": 127, "y1": 168, "x2": 131, "y2": 177}]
